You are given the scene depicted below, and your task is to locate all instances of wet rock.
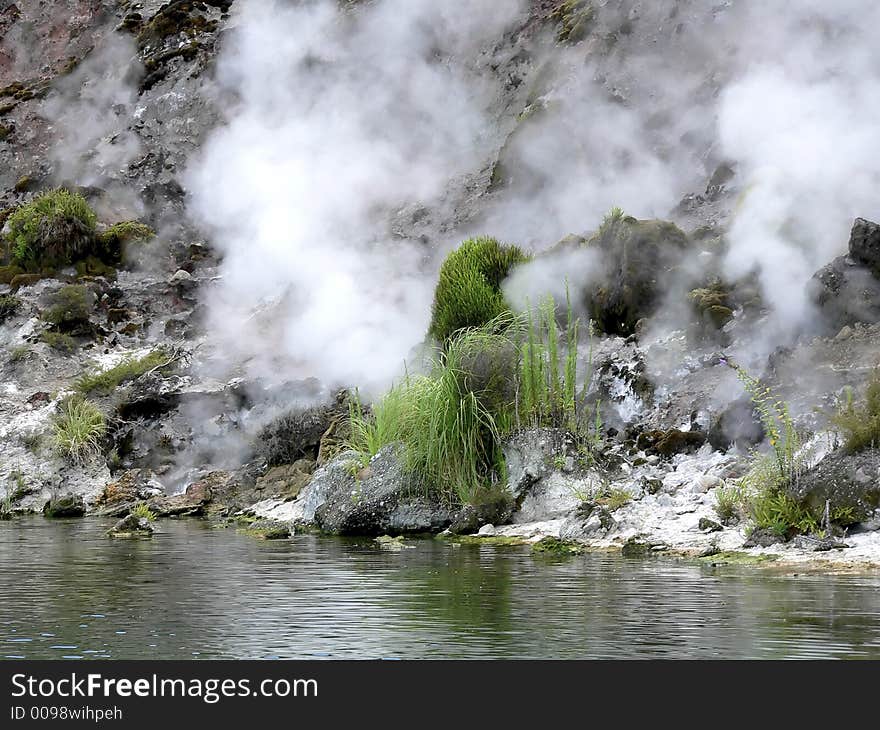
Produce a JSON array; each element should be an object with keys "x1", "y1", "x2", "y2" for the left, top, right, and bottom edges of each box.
[
  {"x1": 786, "y1": 448, "x2": 880, "y2": 525},
  {"x1": 43, "y1": 494, "x2": 85, "y2": 518},
  {"x1": 698, "y1": 517, "x2": 723, "y2": 532},
  {"x1": 238, "y1": 519, "x2": 290, "y2": 540},
  {"x1": 790, "y1": 534, "x2": 849, "y2": 552},
  {"x1": 449, "y1": 490, "x2": 515, "y2": 535},
  {"x1": 621, "y1": 537, "x2": 651, "y2": 557},
  {"x1": 97, "y1": 469, "x2": 164, "y2": 517},
  {"x1": 531, "y1": 536, "x2": 585, "y2": 555},
  {"x1": 107, "y1": 513, "x2": 154, "y2": 538},
  {"x1": 254, "y1": 460, "x2": 314, "y2": 500},
  {"x1": 312, "y1": 446, "x2": 456, "y2": 536},
  {"x1": 742, "y1": 527, "x2": 784, "y2": 548},
  {"x1": 636, "y1": 428, "x2": 706, "y2": 457},
  {"x1": 147, "y1": 471, "x2": 226, "y2": 517}
]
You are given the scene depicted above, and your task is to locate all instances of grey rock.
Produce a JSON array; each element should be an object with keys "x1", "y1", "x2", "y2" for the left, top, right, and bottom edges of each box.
[
  {"x1": 312, "y1": 446, "x2": 456, "y2": 536},
  {"x1": 787, "y1": 448, "x2": 880, "y2": 524},
  {"x1": 43, "y1": 494, "x2": 85, "y2": 518},
  {"x1": 742, "y1": 527, "x2": 784, "y2": 548},
  {"x1": 107, "y1": 514, "x2": 154, "y2": 538},
  {"x1": 848, "y1": 218, "x2": 880, "y2": 275}
]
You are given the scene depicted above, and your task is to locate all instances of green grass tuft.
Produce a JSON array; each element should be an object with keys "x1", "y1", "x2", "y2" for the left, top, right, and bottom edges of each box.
[
  {"x1": 41, "y1": 285, "x2": 94, "y2": 331},
  {"x1": 428, "y1": 236, "x2": 530, "y2": 345},
  {"x1": 130, "y1": 503, "x2": 156, "y2": 522},
  {"x1": 76, "y1": 349, "x2": 170, "y2": 395},
  {"x1": 831, "y1": 370, "x2": 880, "y2": 453},
  {"x1": 52, "y1": 395, "x2": 106, "y2": 465},
  {"x1": 6, "y1": 188, "x2": 97, "y2": 269}
]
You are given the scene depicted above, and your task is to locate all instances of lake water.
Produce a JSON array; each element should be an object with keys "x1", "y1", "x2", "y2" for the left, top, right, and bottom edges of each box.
[{"x1": 2, "y1": 517, "x2": 880, "y2": 659}]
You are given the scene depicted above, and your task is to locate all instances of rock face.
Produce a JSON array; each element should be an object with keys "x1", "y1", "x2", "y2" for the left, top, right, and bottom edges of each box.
[
  {"x1": 256, "y1": 394, "x2": 349, "y2": 467},
  {"x1": 787, "y1": 448, "x2": 880, "y2": 524},
  {"x1": 311, "y1": 446, "x2": 456, "y2": 535},
  {"x1": 812, "y1": 218, "x2": 880, "y2": 331}
]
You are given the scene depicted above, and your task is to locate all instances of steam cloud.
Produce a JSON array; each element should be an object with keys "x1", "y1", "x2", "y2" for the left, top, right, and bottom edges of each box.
[{"x1": 187, "y1": 0, "x2": 880, "y2": 396}]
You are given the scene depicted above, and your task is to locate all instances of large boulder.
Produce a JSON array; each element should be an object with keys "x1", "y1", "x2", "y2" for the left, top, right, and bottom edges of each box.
[
  {"x1": 811, "y1": 218, "x2": 880, "y2": 331},
  {"x1": 786, "y1": 448, "x2": 880, "y2": 524},
  {"x1": 312, "y1": 446, "x2": 456, "y2": 535},
  {"x1": 569, "y1": 214, "x2": 691, "y2": 336},
  {"x1": 43, "y1": 494, "x2": 86, "y2": 518}
]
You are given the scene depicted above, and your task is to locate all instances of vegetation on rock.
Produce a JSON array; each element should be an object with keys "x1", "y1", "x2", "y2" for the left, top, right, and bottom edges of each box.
[
  {"x1": 428, "y1": 236, "x2": 530, "y2": 345},
  {"x1": 41, "y1": 285, "x2": 95, "y2": 332},
  {"x1": 831, "y1": 370, "x2": 880, "y2": 453},
  {"x1": 76, "y1": 349, "x2": 170, "y2": 395},
  {"x1": 6, "y1": 189, "x2": 97, "y2": 270},
  {"x1": 52, "y1": 395, "x2": 107, "y2": 465}
]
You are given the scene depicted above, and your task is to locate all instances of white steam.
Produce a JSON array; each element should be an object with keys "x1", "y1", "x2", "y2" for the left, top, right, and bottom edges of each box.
[
  {"x1": 186, "y1": 0, "x2": 527, "y2": 393},
  {"x1": 187, "y1": 0, "x2": 880, "y2": 398}
]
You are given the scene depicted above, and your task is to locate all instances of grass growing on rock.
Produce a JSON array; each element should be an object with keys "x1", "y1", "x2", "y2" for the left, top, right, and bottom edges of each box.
[
  {"x1": 52, "y1": 395, "x2": 106, "y2": 465},
  {"x1": 831, "y1": 370, "x2": 880, "y2": 453},
  {"x1": 428, "y1": 236, "x2": 530, "y2": 345},
  {"x1": 0, "y1": 293, "x2": 19, "y2": 322},
  {"x1": 41, "y1": 285, "x2": 94, "y2": 331},
  {"x1": 76, "y1": 349, "x2": 170, "y2": 395},
  {"x1": 350, "y1": 298, "x2": 594, "y2": 505},
  {"x1": 6, "y1": 189, "x2": 97, "y2": 269},
  {"x1": 130, "y1": 503, "x2": 156, "y2": 522},
  {"x1": 97, "y1": 220, "x2": 155, "y2": 259}
]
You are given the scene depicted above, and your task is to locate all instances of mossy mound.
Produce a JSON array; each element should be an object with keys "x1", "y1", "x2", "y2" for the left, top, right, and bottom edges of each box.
[
  {"x1": 41, "y1": 285, "x2": 95, "y2": 333},
  {"x1": 689, "y1": 280, "x2": 734, "y2": 330},
  {"x1": 97, "y1": 221, "x2": 155, "y2": 260},
  {"x1": 582, "y1": 210, "x2": 690, "y2": 336},
  {"x1": 428, "y1": 236, "x2": 531, "y2": 344},
  {"x1": 6, "y1": 189, "x2": 97, "y2": 270}
]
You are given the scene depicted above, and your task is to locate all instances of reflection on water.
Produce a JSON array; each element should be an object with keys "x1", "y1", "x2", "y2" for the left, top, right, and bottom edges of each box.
[{"x1": 2, "y1": 517, "x2": 880, "y2": 659}]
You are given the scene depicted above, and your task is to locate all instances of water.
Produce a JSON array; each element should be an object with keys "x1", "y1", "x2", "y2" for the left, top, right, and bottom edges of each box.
[{"x1": 2, "y1": 517, "x2": 880, "y2": 659}]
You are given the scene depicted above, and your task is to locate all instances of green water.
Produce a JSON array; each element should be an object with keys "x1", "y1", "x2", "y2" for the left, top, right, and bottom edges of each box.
[{"x1": 2, "y1": 517, "x2": 880, "y2": 659}]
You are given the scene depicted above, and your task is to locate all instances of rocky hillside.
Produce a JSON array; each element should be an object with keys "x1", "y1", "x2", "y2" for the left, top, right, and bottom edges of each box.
[{"x1": 2, "y1": 1, "x2": 880, "y2": 567}]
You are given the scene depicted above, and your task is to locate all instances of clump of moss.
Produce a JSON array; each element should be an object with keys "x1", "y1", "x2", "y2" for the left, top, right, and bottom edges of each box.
[
  {"x1": 531, "y1": 536, "x2": 585, "y2": 555},
  {"x1": 551, "y1": 0, "x2": 595, "y2": 44},
  {"x1": 6, "y1": 189, "x2": 97, "y2": 270},
  {"x1": 41, "y1": 331, "x2": 78, "y2": 353},
  {"x1": 582, "y1": 208, "x2": 690, "y2": 336},
  {"x1": 97, "y1": 221, "x2": 155, "y2": 259},
  {"x1": 832, "y1": 371, "x2": 880, "y2": 453},
  {"x1": 689, "y1": 280, "x2": 734, "y2": 330},
  {"x1": 52, "y1": 395, "x2": 107, "y2": 464},
  {"x1": 428, "y1": 236, "x2": 530, "y2": 344},
  {"x1": 0, "y1": 293, "x2": 20, "y2": 322},
  {"x1": 41, "y1": 285, "x2": 95, "y2": 332},
  {"x1": 76, "y1": 349, "x2": 170, "y2": 395}
]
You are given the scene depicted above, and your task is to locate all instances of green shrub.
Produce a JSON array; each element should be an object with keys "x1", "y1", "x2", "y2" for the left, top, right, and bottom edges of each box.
[
  {"x1": 428, "y1": 236, "x2": 530, "y2": 345},
  {"x1": 714, "y1": 484, "x2": 744, "y2": 523},
  {"x1": 41, "y1": 285, "x2": 94, "y2": 332},
  {"x1": 726, "y1": 360, "x2": 820, "y2": 537},
  {"x1": 52, "y1": 395, "x2": 107, "y2": 464},
  {"x1": 551, "y1": 0, "x2": 595, "y2": 43},
  {"x1": 831, "y1": 371, "x2": 880, "y2": 453},
  {"x1": 76, "y1": 349, "x2": 169, "y2": 395},
  {"x1": 6, "y1": 189, "x2": 97, "y2": 269}
]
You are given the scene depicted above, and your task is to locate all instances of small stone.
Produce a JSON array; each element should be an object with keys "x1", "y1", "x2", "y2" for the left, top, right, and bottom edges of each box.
[
  {"x1": 698, "y1": 517, "x2": 723, "y2": 532},
  {"x1": 477, "y1": 523, "x2": 496, "y2": 536},
  {"x1": 835, "y1": 325, "x2": 853, "y2": 341},
  {"x1": 169, "y1": 269, "x2": 193, "y2": 285}
]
